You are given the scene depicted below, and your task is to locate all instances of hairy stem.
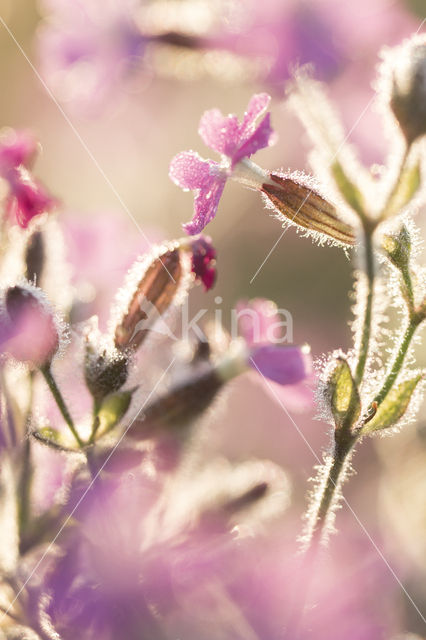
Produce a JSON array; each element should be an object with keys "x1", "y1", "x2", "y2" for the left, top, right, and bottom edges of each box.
[
  {"x1": 309, "y1": 432, "x2": 356, "y2": 545},
  {"x1": 373, "y1": 316, "x2": 421, "y2": 406},
  {"x1": 18, "y1": 372, "x2": 35, "y2": 537},
  {"x1": 41, "y1": 365, "x2": 84, "y2": 448},
  {"x1": 354, "y1": 226, "x2": 375, "y2": 384}
]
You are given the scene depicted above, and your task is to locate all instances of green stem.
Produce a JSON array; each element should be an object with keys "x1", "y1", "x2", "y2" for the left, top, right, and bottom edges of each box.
[
  {"x1": 41, "y1": 366, "x2": 84, "y2": 448},
  {"x1": 88, "y1": 397, "x2": 102, "y2": 445},
  {"x1": 354, "y1": 226, "x2": 375, "y2": 384},
  {"x1": 373, "y1": 317, "x2": 421, "y2": 407},
  {"x1": 18, "y1": 372, "x2": 35, "y2": 537},
  {"x1": 0, "y1": 369, "x2": 17, "y2": 447},
  {"x1": 309, "y1": 432, "x2": 356, "y2": 544}
]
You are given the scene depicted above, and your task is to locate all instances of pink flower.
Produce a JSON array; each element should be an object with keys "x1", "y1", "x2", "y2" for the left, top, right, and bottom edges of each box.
[
  {"x1": 0, "y1": 284, "x2": 60, "y2": 367},
  {"x1": 5, "y1": 169, "x2": 56, "y2": 228},
  {"x1": 189, "y1": 235, "x2": 217, "y2": 291},
  {"x1": 237, "y1": 298, "x2": 315, "y2": 411},
  {"x1": 0, "y1": 130, "x2": 37, "y2": 170},
  {"x1": 0, "y1": 130, "x2": 56, "y2": 228},
  {"x1": 169, "y1": 93, "x2": 276, "y2": 235},
  {"x1": 38, "y1": 0, "x2": 146, "y2": 114}
]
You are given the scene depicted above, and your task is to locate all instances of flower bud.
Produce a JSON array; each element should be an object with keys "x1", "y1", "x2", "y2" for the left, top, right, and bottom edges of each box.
[
  {"x1": 1, "y1": 284, "x2": 60, "y2": 366},
  {"x1": 113, "y1": 237, "x2": 217, "y2": 352},
  {"x1": 262, "y1": 173, "x2": 356, "y2": 246},
  {"x1": 129, "y1": 366, "x2": 224, "y2": 438},
  {"x1": 114, "y1": 245, "x2": 183, "y2": 351},
  {"x1": 382, "y1": 224, "x2": 411, "y2": 272},
  {"x1": 188, "y1": 235, "x2": 217, "y2": 291},
  {"x1": 85, "y1": 347, "x2": 129, "y2": 403},
  {"x1": 386, "y1": 36, "x2": 426, "y2": 144}
]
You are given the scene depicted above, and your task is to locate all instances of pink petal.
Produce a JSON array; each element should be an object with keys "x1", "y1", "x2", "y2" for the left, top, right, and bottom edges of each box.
[
  {"x1": 198, "y1": 94, "x2": 276, "y2": 166},
  {"x1": 249, "y1": 345, "x2": 309, "y2": 386},
  {"x1": 198, "y1": 109, "x2": 241, "y2": 158},
  {"x1": 234, "y1": 112, "x2": 276, "y2": 165},
  {"x1": 0, "y1": 130, "x2": 37, "y2": 171},
  {"x1": 170, "y1": 152, "x2": 227, "y2": 235},
  {"x1": 237, "y1": 298, "x2": 281, "y2": 346},
  {"x1": 240, "y1": 93, "x2": 271, "y2": 136},
  {"x1": 267, "y1": 374, "x2": 317, "y2": 413},
  {"x1": 169, "y1": 151, "x2": 214, "y2": 190},
  {"x1": 6, "y1": 172, "x2": 56, "y2": 228},
  {"x1": 182, "y1": 175, "x2": 226, "y2": 235}
]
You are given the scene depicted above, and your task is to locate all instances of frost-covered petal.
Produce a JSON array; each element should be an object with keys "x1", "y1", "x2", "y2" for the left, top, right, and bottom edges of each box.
[
  {"x1": 169, "y1": 151, "x2": 226, "y2": 235},
  {"x1": 183, "y1": 176, "x2": 225, "y2": 235},
  {"x1": 249, "y1": 345, "x2": 309, "y2": 385},
  {"x1": 198, "y1": 93, "x2": 276, "y2": 166},
  {"x1": 234, "y1": 112, "x2": 275, "y2": 165},
  {"x1": 198, "y1": 109, "x2": 241, "y2": 158}
]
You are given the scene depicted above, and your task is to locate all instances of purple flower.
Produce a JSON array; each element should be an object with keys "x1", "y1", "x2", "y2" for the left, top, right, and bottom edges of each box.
[
  {"x1": 190, "y1": 235, "x2": 217, "y2": 291},
  {"x1": 0, "y1": 130, "x2": 56, "y2": 228},
  {"x1": 237, "y1": 298, "x2": 314, "y2": 411},
  {"x1": 0, "y1": 129, "x2": 37, "y2": 169},
  {"x1": 5, "y1": 169, "x2": 56, "y2": 228},
  {"x1": 38, "y1": 0, "x2": 146, "y2": 113},
  {"x1": 249, "y1": 344, "x2": 309, "y2": 385},
  {"x1": 169, "y1": 93, "x2": 276, "y2": 235}
]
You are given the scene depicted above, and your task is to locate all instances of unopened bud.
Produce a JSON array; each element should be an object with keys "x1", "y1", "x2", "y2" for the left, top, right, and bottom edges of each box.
[
  {"x1": 1, "y1": 284, "x2": 60, "y2": 366},
  {"x1": 262, "y1": 173, "x2": 356, "y2": 246},
  {"x1": 85, "y1": 348, "x2": 128, "y2": 403},
  {"x1": 382, "y1": 224, "x2": 411, "y2": 271},
  {"x1": 386, "y1": 36, "x2": 426, "y2": 144},
  {"x1": 188, "y1": 235, "x2": 217, "y2": 291}
]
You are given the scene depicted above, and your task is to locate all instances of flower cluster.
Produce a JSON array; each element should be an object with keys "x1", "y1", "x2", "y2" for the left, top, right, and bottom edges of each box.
[
  {"x1": 1, "y1": 11, "x2": 426, "y2": 640},
  {"x1": 170, "y1": 94, "x2": 356, "y2": 246}
]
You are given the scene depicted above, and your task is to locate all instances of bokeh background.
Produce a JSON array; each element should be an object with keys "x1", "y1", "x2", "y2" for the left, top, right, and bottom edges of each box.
[{"x1": 2, "y1": 0, "x2": 426, "y2": 636}]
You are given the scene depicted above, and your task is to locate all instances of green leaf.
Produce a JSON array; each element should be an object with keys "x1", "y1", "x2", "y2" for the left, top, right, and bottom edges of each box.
[
  {"x1": 386, "y1": 162, "x2": 421, "y2": 218},
  {"x1": 331, "y1": 161, "x2": 366, "y2": 216},
  {"x1": 97, "y1": 390, "x2": 133, "y2": 437},
  {"x1": 329, "y1": 357, "x2": 361, "y2": 430},
  {"x1": 32, "y1": 427, "x2": 79, "y2": 452},
  {"x1": 362, "y1": 374, "x2": 422, "y2": 434}
]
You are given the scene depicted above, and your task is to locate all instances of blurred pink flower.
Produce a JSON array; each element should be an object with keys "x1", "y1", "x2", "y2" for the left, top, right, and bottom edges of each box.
[
  {"x1": 62, "y1": 212, "x2": 159, "y2": 328},
  {"x1": 0, "y1": 130, "x2": 56, "y2": 228},
  {"x1": 38, "y1": 0, "x2": 146, "y2": 113},
  {"x1": 237, "y1": 297, "x2": 315, "y2": 412},
  {"x1": 1, "y1": 284, "x2": 59, "y2": 367},
  {"x1": 207, "y1": 0, "x2": 417, "y2": 88},
  {"x1": 169, "y1": 93, "x2": 276, "y2": 235},
  {"x1": 0, "y1": 129, "x2": 37, "y2": 169}
]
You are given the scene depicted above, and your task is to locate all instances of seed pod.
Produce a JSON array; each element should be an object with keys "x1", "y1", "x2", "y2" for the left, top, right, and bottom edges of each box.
[
  {"x1": 114, "y1": 247, "x2": 183, "y2": 351},
  {"x1": 262, "y1": 173, "x2": 356, "y2": 246}
]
